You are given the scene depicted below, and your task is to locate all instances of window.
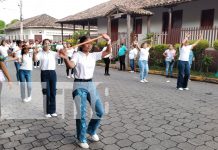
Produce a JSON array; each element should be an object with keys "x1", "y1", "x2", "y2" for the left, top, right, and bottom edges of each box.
[
  {"x1": 172, "y1": 10, "x2": 183, "y2": 28},
  {"x1": 201, "y1": 9, "x2": 214, "y2": 28},
  {"x1": 134, "y1": 18, "x2": 142, "y2": 34}
]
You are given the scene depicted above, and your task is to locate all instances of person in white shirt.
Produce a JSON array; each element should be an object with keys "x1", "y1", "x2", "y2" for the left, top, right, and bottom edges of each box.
[
  {"x1": 56, "y1": 41, "x2": 64, "y2": 65},
  {"x1": 102, "y1": 46, "x2": 112, "y2": 75},
  {"x1": 19, "y1": 45, "x2": 33, "y2": 102},
  {"x1": 135, "y1": 41, "x2": 152, "y2": 83},
  {"x1": 13, "y1": 40, "x2": 23, "y2": 82},
  {"x1": 177, "y1": 33, "x2": 203, "y2": 90},
  {"x1": 129, "y1": 44, "x2": 138, "y2": 72},
  {"x1": 33, "y1": 40, "x2": 42, "y2": 68},
  {"x1": 65, "y1": 42, "x2": 76, "y2": 78},
  {"x1": 0, "y1": 40, "x2": 9, "y2": 67},
  {"x1": 33, "y1": 39, "x2": 58, "y2": 118},
  {"x1": 59, "y1": 34, "x2": 112, "y2": 149},
  {"x1": 163, "y1": 44, "x2": 176, "y2": 78}
]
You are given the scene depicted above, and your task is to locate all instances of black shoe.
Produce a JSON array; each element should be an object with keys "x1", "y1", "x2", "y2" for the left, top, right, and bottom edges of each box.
[
  {"x1": 107, "y1": 73, "x2": 110, "y2": 76},
  {"x1": 104, "y1": 73, "x2": 107, "y2": 76}
]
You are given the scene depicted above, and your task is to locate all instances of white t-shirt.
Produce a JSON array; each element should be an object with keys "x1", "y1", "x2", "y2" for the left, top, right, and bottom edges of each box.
[
  {"x1": 67, "y1": 48, "x2": 76, "y2": 57},
  {"x1": 20, "y1": 54, "x2": 33, "y2": 70},
  {"x1": 129, "y1": 48, "x2": 138, "y2": 59},
  {"x1": 139, "y1": 48, "x2": 150, "y2": 61},
  {"x1": 164, "y1": 49, "x2": 176, "y2": 61},
  {"x1": 102, "y1": 47, "x2": 112, "y2": 58},
  {"x1": 36, "y1": 50, "x2": 58, "y2": 70},
  {"x1": 71, "y1": 51, "x2": 103, "y2": 79},
  {"x1": 0, "y1": 46, "x2": 9, "y2": 57},
  {"x1": 179, "y1": 45, "x2": 192, "y2": 61},
  {"x1": 14, "y1": 46, "x2": 22, "y2": 62}
]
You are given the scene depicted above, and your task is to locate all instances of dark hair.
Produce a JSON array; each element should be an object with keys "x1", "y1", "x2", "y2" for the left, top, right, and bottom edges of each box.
[
  {"x1": 0, "y1": 40, "x2": 5, "y2": 46},
  {"x1": 16, "y1": 40, "x2": 22, "y2": 46},
  {"x1": 21, "y1": 45, "x2": 29, "y2": 55},
  {"x1": 42, "y1": 39, "x2": 50, "y2": 45},
  {"x1": 78, "y1": 36, "x2": 89, "y2": 51}
]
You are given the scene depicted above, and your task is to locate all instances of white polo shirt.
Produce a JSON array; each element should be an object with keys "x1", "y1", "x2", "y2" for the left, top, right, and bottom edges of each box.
[
  {"x1": 20, "y1": 54, "x2": 33, "y2": 70},
  {"x1": 179, "y1": 45, "x2": 192, "y2": 61},
  {"x1": 71, "y1": 51, "x2": 103, "y2": 79},
  {"x1": 14, "y1": 46, "x2": 22, "y2": 62},
  {"x1": 36, "y1": 50, "x2": 58, "y2": 70},
  {"x1": 0, "y1": 46, "x2": 9, "y2": 57},
  {"x1": 102, "y1": 47, "x2": 112, "y2": 58},
  {"x1": 129, "y1": 48, "x2": 138, "y2": 59},
  {"x1": 139, "y1": 47, "x2": 150, "y2": 61}
]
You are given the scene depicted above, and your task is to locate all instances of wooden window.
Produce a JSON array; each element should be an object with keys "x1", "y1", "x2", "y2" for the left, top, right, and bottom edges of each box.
[
  {"x1": 134, "y1": 18, "x2": 142, "y2": 34},
  {"x1": 201, "y1": 9, "x2": 214, "y2": 28},
  {"x1": 162, "y1": 12, "x2": 169, "y2": 32},
  {"x1": 172, "y1": 10, "x2": 183, "y2": 28}
]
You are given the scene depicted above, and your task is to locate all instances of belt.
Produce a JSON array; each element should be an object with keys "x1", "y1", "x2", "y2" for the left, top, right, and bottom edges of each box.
[{"x1": 74, "y1": 78, "x2": 92, "y2": 82}]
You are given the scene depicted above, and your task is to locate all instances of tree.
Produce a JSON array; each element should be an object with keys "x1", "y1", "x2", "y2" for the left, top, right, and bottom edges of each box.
[
  {"x1": 6, "y1": 19, "x2": 19, "y2": 27},
  {"x1": 0, "y1": 20, "x2": 6, "y2": 34}
]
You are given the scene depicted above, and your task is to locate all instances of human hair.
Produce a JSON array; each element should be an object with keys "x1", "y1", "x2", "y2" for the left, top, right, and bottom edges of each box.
[
  {"x1": 0, "y1": 40, "x2": 5, "y2": 46},
  {"x1": 42, "y1": 39, "x2": 50, "y2": 45},
  {"x1": 78, "y1": 35, "x2": 90, "y2": 52},
  {"x1": 21, "y1": 45, "x2": 29, "y2": 56}
]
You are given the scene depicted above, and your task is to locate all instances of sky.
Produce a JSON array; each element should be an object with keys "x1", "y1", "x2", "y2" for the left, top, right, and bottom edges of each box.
[{"x1": 0, "y1": 0, "x2": 109, "y2": 24}]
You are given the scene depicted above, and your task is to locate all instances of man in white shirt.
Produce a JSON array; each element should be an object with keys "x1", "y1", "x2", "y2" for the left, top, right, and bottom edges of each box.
[
  {"x1": 177, "y1": 33, "x2": 203, "y2": 90},
  {"x1": 33, "y1": 39, "x2": 58, "y2": 118}
]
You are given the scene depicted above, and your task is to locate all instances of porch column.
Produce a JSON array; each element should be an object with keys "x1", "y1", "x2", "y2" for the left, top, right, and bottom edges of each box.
[
  {"x1": 147, "y1": 15, "x2": 151, "y2": 34},
  {"x1": 83, "y1": 25, "x2": 85, "y2": 30},
  {"x1": 168, "y1": 7, "x2": 173, "y2": 33},
  {"x1": 107, "y1": 16, "x2": 111, "y2": 37},
  {"x1": 127, "y1": 13, "x2": 131, "y2": 69},
  {"x1": 61, "y1": 23, "x2": 64, "y2": 43},
  {"x1": 73, "y1": 24, "x2": 76, "y2": 33},
  {"x1": 88, "y1": 21, "x2": 90, "y2": 36}
]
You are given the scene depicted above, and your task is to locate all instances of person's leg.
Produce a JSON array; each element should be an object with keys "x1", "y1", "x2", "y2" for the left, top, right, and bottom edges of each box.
[
  {"x1": 170, "y1": 61, "x2": 175, "y2": 77},
  {"x1": 138, "y1": 60, "x2": 144, "y2": 81},
  {"x1": 26, "y1": 71, "x2": 32, "y2": 98},
  {"x1": 58, "y1": 59, "x2": 61, "y2": 65},
  {"x1": 49, "y1": 71, "x2": 57, "y2": 114},
  {"x1": 183, "y1": 61, "x2": 190, "y2": 88},
  {"x1": 61, "y1": 58, "x2": 64, "y2": 64},
  {"x1": 73, "y1": 88, "x2": 88, "y2": 143},
  {"x1": 106, "y1": 58, "x2": 110, "y2": 74},
  {"x1": 165, "y1": 61, "x2": 170, "y2": 77},
  {"x1": 14, "y1": 62, "x2": 20, "y2": 81},
  {"x1": 37, "y1": 61, "x2": 40, "y2": 67},
  {"x1": 41, "y1": 71, "x2": 50, "y2": 114},
  {"x1": 130, "y1": 59, "x2": 134, "y2": 71},
  {"x1": 119, "y1": 56, "x2": 122, "y2": 70},
  {"x1": 123, "y1": 55, "x2": 126, "y2": 71},
  {"x1": 19, "y1": 70, "x2": 25, "y2": 100},
  {"x1": 177, "y1": 61, "x2": 185, "y2": 88},
  {"x1": 144, "y1": 61, "x2": 149, "y2": 79},
  {"x1": 103, "y1": 58, "x2": 107, "y2": 74},
  {"x1": 66, "y1": 68, "x2": 70, "y2": 76}
]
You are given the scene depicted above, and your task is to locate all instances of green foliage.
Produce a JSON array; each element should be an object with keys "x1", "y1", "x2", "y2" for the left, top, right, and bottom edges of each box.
[
  {"x1": 6, "y1": 19, "x2": 19, "y2": 27},
  {"x1": 65, "y1": 30, "x2": 89, "y2": 46},
  {"x1": 174, "y1": 43, "x2": 181, "y2": 51},
  {"x1": 213, "y1": 40, "x2": 218, "y2": 51},
  {"x1": 150, "y1": 44, "x2": 168, "y2": 67},
  {"x1": 97, "y1": 40, "x2": 107, "y2": 50},
  {"x1": 0, "y1": 20, "x2": 6, "y2": 34},
  {"x1": 202, "y1": 55, "x2": 213, "y2": 73},
  {"x1": 194, "y1": 40, "x2": 209, "y2": 54},
  {"x1": 143, "y1": 33, "x2": 154, "y2": 43}
]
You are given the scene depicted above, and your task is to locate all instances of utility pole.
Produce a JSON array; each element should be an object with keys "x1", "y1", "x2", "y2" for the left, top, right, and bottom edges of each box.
[{"x1": 18, "y1": 0, "x2": 23, "y2": 41}]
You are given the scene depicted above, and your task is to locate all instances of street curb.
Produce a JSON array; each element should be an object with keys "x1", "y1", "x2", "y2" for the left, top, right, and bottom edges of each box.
[{"x1": 97, "y1": 63, "x2": 218, "y2": 84}]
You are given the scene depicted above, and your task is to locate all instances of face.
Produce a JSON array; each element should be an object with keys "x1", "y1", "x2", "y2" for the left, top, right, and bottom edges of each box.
[
  {"x1": 143, "y1": 43, "x2": 148, "y2": 48},
  {"x1": 43, "y1": 40, "x2": 51, "y2": 51},
  {"x1": 184, "y1": 41, "x2": 189, "y2": 46},
  {"x1": 169, "y1": 45, "x2": 174, "y2": 49},
  {"x1": 81, "y1": 38, "x2": 92, "y2": 53},
  {"x1": 23, "y1": 48, "x2": 29, "y2": 54}
]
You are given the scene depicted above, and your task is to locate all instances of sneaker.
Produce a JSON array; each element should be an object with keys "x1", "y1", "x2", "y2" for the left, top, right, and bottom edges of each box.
[
  {"x1": 144, "y1": 79, "x2": 148, "y2": 83},
  {"x1": 91, "y1": 134, "x2": 99, "y2": 142},
  {"x1": 183, "y1": 87, "x2": 189, "y2": 90},
  {"x1": 140, "y1": 80, "x2": 145, "y2": 83},
  {"x1": 71, "y1": 74, "x2": 74, "y2": 78},
  {"x1": 45, "y1": 114, "x2": 52, "y2": 118},
  {"x1": 177, "y1": 88, "x2": 183, "y2": 91},
  {"x1": 78, "y1": 142, "x2": 89, "y2": 149},
  {"x1": 37, "y1": 66, "x2": 40, "y2": 68},
  {"x1": 34, "y1": 66, "x2": 37, "y2": 69},
  {"x1": 67, "y1": 76, "x2": 71, "y2": 78},
  {"x1": 166, "y1": 80, "x2": 170, "y2": 83},
  {"x1": 51, "y1": 113, "x2": 58, "y2": 117},
  {"x1": 24, "y1": 97, "x2": 31, "y2": 102},
  {"x1": 58, "y1": 64, "x2": 61, "y2": 66}
]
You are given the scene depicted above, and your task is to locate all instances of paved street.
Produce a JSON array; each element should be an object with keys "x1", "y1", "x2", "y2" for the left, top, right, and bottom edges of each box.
[{"x1": 1, "y1": 62, "x2": 218, "y2": 150}]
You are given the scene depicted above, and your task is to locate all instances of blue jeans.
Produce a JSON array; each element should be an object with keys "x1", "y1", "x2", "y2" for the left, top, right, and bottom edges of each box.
[
  {"x1": 41, "y1": 70, "x2": 57, "y2": 114},
  {"x1": 73, "y1": 80, "x2": 104, "y2": 143},
  {"x1": 138, "y1": 60, "x2": 149, "y2": 80},
  {"x1": 19, "y1": 70, "x2": 32, "y2": 99},
  {"x1": 14, "y1": 62, "x2": 21, "y2": 81},
  {"x1": 165, "y1": 60, "x2": 174, "y2": 77},
  {"x1": 177, "y1": 60, "x2": 190, "y2": 88},
  {"x1": 130, "y1": 59, "x2": 135, "y2": 71}
]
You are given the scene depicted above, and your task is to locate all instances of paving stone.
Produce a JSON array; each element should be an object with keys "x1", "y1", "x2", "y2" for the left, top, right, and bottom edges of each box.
[
  {"x1": 188, "y1": 138, "x2": 205, "y2": 146},
  {"x1": 101, "y1": 130, "x2": 116, "y2": 137},
  {"x1": 103, "y1": 144, "x2": 120, "y2": 150},
  {"x1": 195, "y1": 145, "x2": 214, "y2": 150},
  {"x1": 205, "y1": 141, "x2": 218, "y2": 149},
  {"x1": 0, "y1": 138, "x2": 10, "y2": 145},
  {"x1": 171, "y1": 136, "x2": 187, "y2": 143},
  {"x1": 117, "y1": 139, "x2": 132, "y2": 147},
  {"x1": 155, "y1": 133, "x2": 171, "y2": 140},
  {"x1": 140, "y1": 131, "x2": 155, "y2": 138},
  {"x1": 36, "y1": 133, "x2": 51, "y2": 139},
  {"x1": 178, "y1": 142, "x2": 196, "y2": 150},
  {"x1": 58, "y1": 144, "x2": 76, "y2": 150},
  {"x1": 120, "y1": 147, "x2": 135, "y2": 150},
  {"x1": 144, "y1": 137, "x2": 160, "y2": 145},
  {"x1": 115, "y1": 133, "x2": 129, "y2": 140},
  {"x1": 128, "y1": 135, "x2": 144, "y2": 142},
  {"x1": 190, "y1": 128, "x2": 205, "y2": 135},
  {"x1": 16, "y1": 144, "x2": 33, "y2": 150},
  {"x1": 160, "y1": 140, "x2": 177, "y2": 148},
  {"x1": 21, "y1": 137, "x2": 36, "y2": 144},
  {"x1": 61, "y1": 137, "x2": 76, "y2": 144},
  {"x1": 45, "y1": 141, "x2": 63, "y2": 149},
  {"x1": 10, "y1": 134, "x2": 25, "y2": 141},
  {"x1": 3, "y1": 141, "x2": 20, "y2": 149},
  {"x1": 89, "y1": 141, "x2": 104, "y2": 149},
  {"x1": 31, "y1": 146, "x2": 47, "y2": 150},
  {"x1": 15, "y1": 129, "x2": 29, "y2": 134},
  {"x1": 165, "y1": 129, "x2": 180, "y2": 136},
  {"x1": 102, "y1": 137, "x2": 117, "y2": 144},
  {"x1": 148, "y1": 145, "x2": 166, "y2": 150},
  {"x1": 131, "y1": 142, "x2": 149, "y2": 150},
  {"x1": 48, "y1": 134, "x2": 64, "y2": 142},
  {"x1": 0, "y1": 132, "x2": 14, "y2": 138},
  {"x1": 181, "y1": 131, "x2": 196, "y2": 139}
]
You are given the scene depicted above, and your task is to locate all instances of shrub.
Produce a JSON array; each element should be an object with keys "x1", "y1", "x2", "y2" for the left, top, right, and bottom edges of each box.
[
  {"x1": 97, "y1": 40, "x2": 107, "y2": 50},
  {"x1": 150, "y1": 44, "x2": 168, "y2": 67},
  {"x1": 213, "y1": 40, "x2": 218, "y2": 51},
  {"x1": 174, "y1": 43, "x2": 181, "y2": 51},
  {"x1": 202, "y1": 55, "x2": 213, "y2": 72},
  {"x1": 194, "y1": 40, "x2": 209, "y2": 54}
]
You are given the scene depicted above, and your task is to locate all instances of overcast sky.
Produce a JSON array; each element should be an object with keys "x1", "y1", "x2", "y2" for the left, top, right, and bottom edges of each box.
[{"x1": 0, "y1": 0, "x2": 109, "y2": 24}]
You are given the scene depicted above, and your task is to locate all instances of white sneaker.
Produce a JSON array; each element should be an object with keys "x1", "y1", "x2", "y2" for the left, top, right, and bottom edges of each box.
[
  {"x1": 58, "y1": 64, "x2": 61, "y2": 66},
  {"x1": 177, "y1": 88, "x2": 183, "y2": 91},
  {"x1": 140, "y1": 80, "x2": 145, "y2": 83},
  {"x1": 91, "y1": 134, "x2": 99, "y2": 142},
  {"x1": 24, "y1": 97, "x2": 31, "y2": 102},
  {"x1": 45, "y1": 114, "x2": 52, "y2": 118},
  {"x1": 144, "y1": 79, "x2": 148, "y2": 83},
  {"x1": 51, "y1": 113, "x2": 57, "y2": 117},
  {"x1": 166, "y1": 80, "x2": 170, "y2": 83},
  {"x1": 34, "y1": 66, "x2": 37, "y2": 69},
  {"x1": 37, "y1": 66, "x2": 40, "y2": 68},
  {"x1": 67, "y1": 76, "x2": 71, "y2": 78},
  {"x1": 78, "y1": 142, "x2": 89, "y2": 149},
  {"x1": 183, "y1": 87, "x2": 189, "y2": 90},
  {"x1": 71, "y1": 74, "x2": 74, "y2": 78}
]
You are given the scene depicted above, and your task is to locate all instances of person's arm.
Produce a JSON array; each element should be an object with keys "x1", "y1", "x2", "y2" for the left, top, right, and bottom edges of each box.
[
  {"x1": 182, "y1": 33, "x2": 191, "y2": 46},
  {"x1": 101, "y1": 34, "x2": 112, "y2": 58},
  {"x1": 33, "y1": 47, "x2": 40, "y2": 62},
  {"x1": 191, "y1": 34, "x2": 203, "y2": 49},
  {"x1": 59, "y1": 50, "x2": 76, "y2": 69},
  {"x1": 163, "y1": 50, "x2": 167, "y2": 57},
  {"x1": 0, "y1": 62, "x2": 11, "y2": 82}
]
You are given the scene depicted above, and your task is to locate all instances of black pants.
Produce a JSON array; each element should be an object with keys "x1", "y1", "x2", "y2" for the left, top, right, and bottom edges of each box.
[
  {"x1": 177, "y1": 61, "x2": 190, "y2": 88},
  {"x1": 119, "y1": 55, "x2": 126, "y2": 71},
  {"x1": 66, "y1": 57, "x2": 74, "y2": 76},
  {"x1": 103, "y1": 57, "x2": 110, "y2": 74},
  {"x1": 41, "y1": 70, "x2": 57, "y2": 114},
  {"x1": 58, "y1": 58, "x2": 63, "y2": 65},
  {"x1": 34, "y1": 61, "x2": 40, "y2": 67}
]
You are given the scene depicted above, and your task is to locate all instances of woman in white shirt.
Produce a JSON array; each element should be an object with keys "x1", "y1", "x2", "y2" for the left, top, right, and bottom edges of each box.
[
  {"x1": 19, "y1": 45, "x2": 33, "y2": 102},
  {"x1": 65, "y1": 42, "x2": 75, "y2": 78},
  {"x1": 59, "y1": 34, "x2": 112, "y2": 149},
  {"x1": 129, "y1": 44, "x2": 138, "y2": 72},
  {"x1": 135, "y1": 42, "x2": 152, "y2": 83},
  {"x1": 13, "y1": 40, "x2": 23, "y2": 82},
  {"x1": 163, "y1": 44, "x2": 176, "y2": 78},
  {"x1": 177, "y1": 33, "x2": 203, "y2": 90}
]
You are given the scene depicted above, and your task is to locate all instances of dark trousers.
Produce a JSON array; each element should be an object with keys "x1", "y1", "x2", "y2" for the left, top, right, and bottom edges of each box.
[
  {"x1": 58, "y1": 58, "x2": 63, "y2": 65},
  {"x1": 119, "y1": 55, "x2": 126, "y2": 71},
  {"x1": 103, "y1": 57, "x2": 110, "y2": 74},
  {"x1": 41, "y1": 70, "x2": 57, "y2": 114},
  {"x1": 177, "y1": 60, "x2": 190, "y2": 88},
  {"x1": 66, "y1": 57, "x2": 74, "y2": 76},
  {"x1": 34, "y1": 61, "x2": 40, "y2": 67},
  {"x1": 14, "y1": 62, "x2": 21, "y2": 81}
]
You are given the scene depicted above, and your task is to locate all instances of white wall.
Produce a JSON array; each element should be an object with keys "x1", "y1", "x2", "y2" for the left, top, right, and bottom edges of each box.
[{"x1": 97, "y1": 18, "x2": 108, "y2": 34}]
